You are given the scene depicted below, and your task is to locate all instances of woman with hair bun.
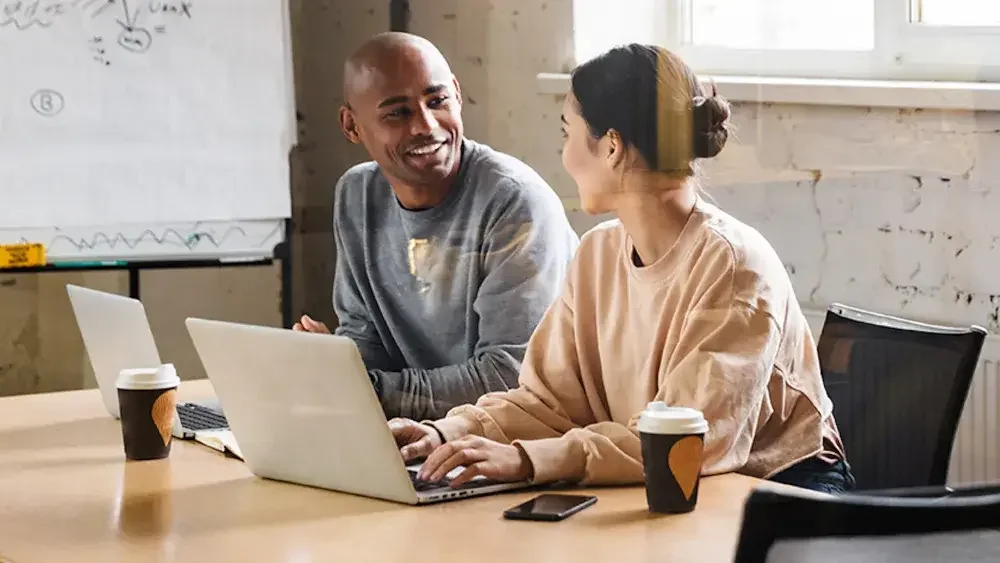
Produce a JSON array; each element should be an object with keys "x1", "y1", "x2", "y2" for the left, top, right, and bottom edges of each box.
[{"x1": 390, "y1": 44, "x2": 854, "y2": 493}]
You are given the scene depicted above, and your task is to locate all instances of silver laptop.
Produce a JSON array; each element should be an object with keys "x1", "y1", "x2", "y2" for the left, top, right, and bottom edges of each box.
[
  {"x1": 65, "y1": 284, "x2": 229, "y2": 439},
  {"x1": 184, "y1": 317, "x2": 533, "y2": 505}
]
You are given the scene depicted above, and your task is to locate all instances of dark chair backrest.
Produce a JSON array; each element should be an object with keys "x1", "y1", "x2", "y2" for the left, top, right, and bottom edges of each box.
[
  {"x1": 733, "y1": 486, "x2": 1000, "y2": 563},
  {"x1": 817, "y1": 303, "x2": 986, "y2": 490}
]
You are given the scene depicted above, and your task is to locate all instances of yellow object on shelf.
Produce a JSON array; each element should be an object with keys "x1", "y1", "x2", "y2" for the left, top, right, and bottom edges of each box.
[{"x1": 0, "y1": 243, "x2": 46, "y2": 269}]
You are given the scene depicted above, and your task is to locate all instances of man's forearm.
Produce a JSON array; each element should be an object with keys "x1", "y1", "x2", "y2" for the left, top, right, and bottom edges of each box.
[
  {"x1": 351, "y1": 337, "x2": 400, "y2": 372},
  {"x1": 370, "y1": 349, "x2": 521, "y2": 420}
]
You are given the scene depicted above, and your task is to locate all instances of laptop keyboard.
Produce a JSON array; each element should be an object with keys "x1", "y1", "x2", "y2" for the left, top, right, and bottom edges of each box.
[
  {"x1": 177, "y1": 403, "x2": 229, "y2": 431},
  {"x1": 408, "y1": 469, "x2": 450, "y2": 491},
  {"x1": 407, "y1": 467, "x2": 504, "y2": 492}
]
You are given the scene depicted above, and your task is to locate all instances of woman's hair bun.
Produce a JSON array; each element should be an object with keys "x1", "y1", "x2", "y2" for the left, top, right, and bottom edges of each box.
[{"x1": 691, "y1": 92, "x2": 731, "y2": 159}]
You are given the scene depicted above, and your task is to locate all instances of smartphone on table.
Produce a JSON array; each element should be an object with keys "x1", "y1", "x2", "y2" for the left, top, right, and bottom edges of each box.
[{"x1": 502, "y1": 494, "x2": 598, "y2": 522}]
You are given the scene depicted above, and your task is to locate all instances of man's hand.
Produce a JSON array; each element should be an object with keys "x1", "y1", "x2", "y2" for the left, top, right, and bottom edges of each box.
[
  {"x1": 388, "y1": 418, "x2": 443, "y2": 462},
  {"x1": 418, "y1": 435, "x2": 533, "y2": 488},
  {"x1": 292, "y1": 314, "x2": 331, "y2": 334}
]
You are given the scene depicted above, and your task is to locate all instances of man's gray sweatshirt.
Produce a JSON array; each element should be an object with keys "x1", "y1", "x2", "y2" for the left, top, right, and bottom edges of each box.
[{"x1": 332, "y1": 138, "x2": 580, "y2": 420}]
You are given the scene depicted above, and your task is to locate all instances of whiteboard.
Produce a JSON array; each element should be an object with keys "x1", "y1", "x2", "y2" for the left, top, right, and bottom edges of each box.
[
  {"x1": 0, "y1": 219, "x2": 285, "y2": 261},
  {"x1": 0, "y1": 0, "x2": 294, "y2": 231}
]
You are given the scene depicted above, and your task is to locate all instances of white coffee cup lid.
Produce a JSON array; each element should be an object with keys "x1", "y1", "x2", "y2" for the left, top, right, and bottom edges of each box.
[
  {"x1": 637, "y1": 401, "x2": 708, "y2": 435},
  {"x1": 116, "y1": 363, "x2": 180, "y2": 391}
]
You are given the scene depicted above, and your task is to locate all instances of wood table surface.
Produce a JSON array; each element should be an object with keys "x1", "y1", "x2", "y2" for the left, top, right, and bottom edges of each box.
[{"x1": 0, "y1": 380, "x2": 792, "y2": 563}]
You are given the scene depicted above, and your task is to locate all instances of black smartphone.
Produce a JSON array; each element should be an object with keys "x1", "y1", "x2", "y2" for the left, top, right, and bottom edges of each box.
[{"x1": 502, "y1": 494, "x2": 598, "y2": 521}]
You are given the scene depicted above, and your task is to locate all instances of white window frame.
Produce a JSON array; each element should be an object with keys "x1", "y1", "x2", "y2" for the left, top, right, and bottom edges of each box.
[{"x1": 582, "y1": 0, "x2": 1000, "y2": 83}]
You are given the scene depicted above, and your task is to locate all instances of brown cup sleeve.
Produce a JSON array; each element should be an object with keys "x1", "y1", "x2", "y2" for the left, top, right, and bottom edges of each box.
[
  {"x1": 151, "y1": 389, "x2": 177, "y2": 447},
  {"x1": 668, "y1": 435, "x2": 704, "y2": 501}
]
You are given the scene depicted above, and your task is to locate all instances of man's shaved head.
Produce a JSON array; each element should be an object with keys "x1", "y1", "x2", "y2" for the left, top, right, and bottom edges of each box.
[
  {"x1": 338, "y1": 32, "x2": 464, "y2": 202},
  {"x1": 343, "y1": 32, "x2": 451, "y2": 107}
]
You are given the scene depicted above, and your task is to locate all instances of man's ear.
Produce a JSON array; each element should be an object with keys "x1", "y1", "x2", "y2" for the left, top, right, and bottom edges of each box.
[
  {"x1": 339, "y1": 105, "x2": 361, "y2": 144},
  {"x1": 452, "y1": 75, "x2": 463, "y2": 109}
]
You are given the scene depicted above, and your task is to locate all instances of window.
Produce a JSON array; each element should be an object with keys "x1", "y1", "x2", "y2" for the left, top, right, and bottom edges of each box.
[
  {"x1": 916, "y1": 0, "x2": 1000, "y2": 27},
  {"x1": 689, "y1": 0, "x2": 873, "y2": 51},
  {"x1": 574, "y1": 0, "x2": 1000, "y2": 82}
]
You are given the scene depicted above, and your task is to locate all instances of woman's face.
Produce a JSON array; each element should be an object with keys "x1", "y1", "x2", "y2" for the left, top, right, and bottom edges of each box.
[{"x1": 560, "y1": 93, "x2": 618, "y2": 215}]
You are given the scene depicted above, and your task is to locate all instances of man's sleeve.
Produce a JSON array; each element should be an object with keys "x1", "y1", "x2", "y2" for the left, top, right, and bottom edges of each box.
[
  {"x1": 331, "y1": 175, "x2": 401, "y2": 372},
  {"x1": 372, "y1": 182, "x2": 580, "y2": 420}
]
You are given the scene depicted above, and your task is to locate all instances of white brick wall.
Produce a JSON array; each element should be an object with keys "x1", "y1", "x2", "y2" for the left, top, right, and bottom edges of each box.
[{"x1": 706, "y1": 104, "x2": 1000, "y2": 331}]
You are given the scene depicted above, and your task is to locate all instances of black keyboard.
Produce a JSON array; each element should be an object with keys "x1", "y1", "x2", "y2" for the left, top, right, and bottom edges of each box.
[
  {"x1": 406, "y1": 467, "x2": 503, "y2": 492},
  {"x1": 177, "y1": 403, "x2": 229, "y2": 431},
  {"x1": 407, "y1": 468, "x2": 450, "y2": 491}
]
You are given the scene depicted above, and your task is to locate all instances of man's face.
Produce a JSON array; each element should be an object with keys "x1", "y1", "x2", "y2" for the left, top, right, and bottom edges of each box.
[{"x1": 341, "y1": 48, "x2": 464, "y2": 190}]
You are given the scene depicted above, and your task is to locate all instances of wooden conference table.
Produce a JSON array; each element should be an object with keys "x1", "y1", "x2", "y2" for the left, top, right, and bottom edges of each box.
[{"x1": 0, "y1": 380, "x2": 796, "y2": 562}]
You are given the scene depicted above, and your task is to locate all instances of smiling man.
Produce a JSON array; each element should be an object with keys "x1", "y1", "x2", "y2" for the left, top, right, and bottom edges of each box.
[{"x1": 295, "y1": 32, "x2": 579, "y2": 420}]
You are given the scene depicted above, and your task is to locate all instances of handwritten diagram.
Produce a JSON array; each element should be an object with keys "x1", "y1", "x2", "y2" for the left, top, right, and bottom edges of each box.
[
  {"x1": 0, "y1": 220, "x2": 285, "y2": 261},
  {"x1": 43, "y1": 222, "x2": 281, "y2": 253},
  {"x1": 1, "y1": 0, "x2": 291, "y2": 235},
  {"x1": 1, "y1": 0, "x2": 194, "y2": 65}
]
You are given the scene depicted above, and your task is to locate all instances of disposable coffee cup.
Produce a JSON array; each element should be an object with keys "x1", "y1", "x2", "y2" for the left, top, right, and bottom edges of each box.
[
  {"x1": 116, "y1": 364, "x2": 180, "y2": 461},
  {"x1": 638, "y1": 401, "x2": 708, "y2": 514}
]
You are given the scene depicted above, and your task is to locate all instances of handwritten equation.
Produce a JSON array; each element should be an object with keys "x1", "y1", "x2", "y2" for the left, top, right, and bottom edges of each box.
[{"x1": 1, "y1": 0, "x2": 194, "y2": 65}]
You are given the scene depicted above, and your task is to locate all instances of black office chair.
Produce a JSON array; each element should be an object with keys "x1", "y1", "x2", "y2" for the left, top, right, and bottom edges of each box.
[
  {"x1": 733, "y1": 485, "x2": 1000, "y2": 563},
  {"x1": 817, "y1": 303, "x2": 986, "y2": 491}
]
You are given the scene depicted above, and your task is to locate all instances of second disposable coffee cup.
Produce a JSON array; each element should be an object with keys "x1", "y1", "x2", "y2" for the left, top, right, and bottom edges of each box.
[
  {"x1": 116, "y1": 364, "x2": 179, "y2": 461},
  {"x1": 638, "y1": 401, "x2": 708, "y2": 514}
]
